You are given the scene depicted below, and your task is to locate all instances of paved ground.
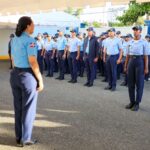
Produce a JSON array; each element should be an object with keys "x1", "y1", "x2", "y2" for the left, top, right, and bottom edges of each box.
[{"x1": 0, "y1": 61, "x2": 150, "y2": 150}]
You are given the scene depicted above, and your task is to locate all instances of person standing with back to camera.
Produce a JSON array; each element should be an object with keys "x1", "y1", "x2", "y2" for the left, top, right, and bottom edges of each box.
[{"x1": 10, "y1": 16, "x2": 44, "y2": 147}]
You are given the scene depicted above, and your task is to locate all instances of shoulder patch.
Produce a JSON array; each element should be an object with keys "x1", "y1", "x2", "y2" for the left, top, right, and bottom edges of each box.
[{"x1": 30, "y1": 42, "x2": 35, "y2": 48}]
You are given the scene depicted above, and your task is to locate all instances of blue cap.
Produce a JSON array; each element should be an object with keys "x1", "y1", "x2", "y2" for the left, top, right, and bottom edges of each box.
[
  {"x1": 108, "y1": 28, "x2": 116, "y2": 32},
  {"x1": 43, "y1": 32, "x2": 48, "y2": 35},
  {"x1": 87, "y1": 27, "x2": 94, "y2": 31},
  {"x1": 132, "y1": 25, "x2": 142, "y2": 31},
  {"x1": 70, "y1": 28, "x2": 77, "y2": 33},
  {"x1": 126, "y1": 34, "x2": 133, "y2": 38},
  {"x1": 145, "y1": 34, "x2": 150, "y2": 38},
  {"x1": 116, "y1": 31, "x2": 121, "y2": 35},
  {"x1": 57, "y1": 28, "x2": 64, "y2": 32}
]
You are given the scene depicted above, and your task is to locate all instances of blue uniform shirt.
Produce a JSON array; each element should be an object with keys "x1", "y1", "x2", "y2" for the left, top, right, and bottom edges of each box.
[
  {"x1": 57, "y1": 36, "x2": 67, "y2": 51},
  {"x1": 11, "y1": 32, "x2": 37, "y2": 68},
  {"x1": 85, "y1": 38, "x2": 90, "y2": 54},
  {"x1": 126, "y1": 38, "x2": 149, "y2": 56},
  {"x1": 79, "y1": 39, "x2": 84, "y2": 52},
  {"x1": 148, "y1": 42, "x2": 150, "y2": 55},
  {"x1": 122, "y1": 40, "x2": 130, "y2": 57},
  {"x1": 104, "y1": 37, "x2": 123, "y2": 55},
  {"x1": 68, "y1": 37, "x2": 80, "y2": 52},
  {"x1": 44, "y1": 40, "x2": 55, "y2": 51},
  {"x1": 36, "y1": 40, "x2": 44, "y2": 50}
]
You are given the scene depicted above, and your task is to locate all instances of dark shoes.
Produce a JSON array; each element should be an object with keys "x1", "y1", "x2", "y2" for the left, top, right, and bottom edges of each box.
[
  {"x1": 131, "y1": 104, "x2": 139, "y2": 111},
  {"x1": 84, "y1": 82, "x2": 93, "y2": 87},
  {"x1": 16, "y1": 139, "x2": 38, "y2": 147},
  {"x1": 111, "y1": 87, "x2": 116, "y2": 92},
  {"x1": 102, "y1": 79, "x2": 107, "y2": 82},
  {"x1": 84, "y1": 82, "x2": 89, "y2": 86},
  {"x1": 125, "y1": 103, "x2": 135, "y2": 109},
  {"x1": 88, "y1": 83, "x2": 93, "y2": 87},
  {"x1": 68, "y1": 79, "x2": 77, "y2": 83},
  {"x1": 55, "y1": 77, "x2": 64, "y2": 80},
  {"x1": 120, "y1": 82, "x2": 127, "y2": 86},
  {"x1": 125, "y1": 103, "x2": 139, "y2": 111},
  {"x1": 104, "y1": 86, "x2": 112, "y2": 90}
]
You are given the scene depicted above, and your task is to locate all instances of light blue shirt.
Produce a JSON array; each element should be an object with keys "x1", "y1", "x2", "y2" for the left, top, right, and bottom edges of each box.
[
  {"x1": 122, "y1": 40, "x2": 130, "y2": 57},
  {"x1": 44, "y1": 40, "x2": 55, "y2": 51},
  {"x1": 104, "y1": 37, "x2": 123, "y2": 55},
  {"x1": 79, "y1": 39, "x2": 84, "y2": 52},
  {"x1": 126, "y1": 39, "x2": 149, "y2": 56},
  {"x1": 36, "y1": 40, "x2": 44, "y2": 50},
  {"x1": 11, "y1": 32, "x2": 37, "y2": 68},
  {"x1": 68, "y1": 37, "x2": 80, "y2": 52},
  {"x1": 57, "y1": 36, "x2": 67, "y2": 51},
  {"x1": 148, "y1": 42, "x2": 150, "y2": 55},
  {"x1": 85, "y1": 38, "x2": 90, "y2": 54}
]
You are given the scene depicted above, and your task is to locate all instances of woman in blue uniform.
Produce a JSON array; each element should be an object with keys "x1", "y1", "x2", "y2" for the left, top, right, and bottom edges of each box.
[
  {"x1": 44, "y1": 35, "x2": 56, "y2": 77},
  {"x1": 10, "y1": 16, "x2": 44, "y2": 146},
  {"x1": 124, "y1": 26, "x2": 149, "y2": 111}
]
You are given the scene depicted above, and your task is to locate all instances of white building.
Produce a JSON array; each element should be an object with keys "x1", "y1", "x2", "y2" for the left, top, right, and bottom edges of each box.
[{"x1": 79, "y1": 3, "x2": 128, "y2": 25}]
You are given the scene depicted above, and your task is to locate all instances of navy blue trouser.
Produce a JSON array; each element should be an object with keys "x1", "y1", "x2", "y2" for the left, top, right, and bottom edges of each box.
[
  {"x1": 37, "y1": 50, "x2": 43, "y2": 74},
  {"x1": 145, "y1": 55, "x2": 150, "y2": 80},
  {"x1": 45, "y1": 51, "x2": 54, "y2": 76},
  {"x1": 128, "y1": 57, "x2": 144, "y2": 104},
  {"x1": 58, "y1": 50, "x2": 65, "y2": 78},
  {"x1": 10, "y1": 68, "x2": 38, "y2": 143},
  {"x1": 122, "y1": 56, "x2": 128, "y2": 84},
  {"x1": 77, "y1": 51, "x2": 85, "y2": 76},
  {"x1": 68, "y1": 52, "x2": 78, "y2": 81},
  {"x1": 106, "y1": 54, "x2": 118, "y2": 88},
  {"x1": 85, "y1": 57, "x2": 96, "y2": 84}
]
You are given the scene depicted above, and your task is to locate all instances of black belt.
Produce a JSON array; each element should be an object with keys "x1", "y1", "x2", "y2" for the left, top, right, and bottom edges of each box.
[
  {"x1": 14, "y1": 67, "x2": 32, "y2": 72},
  {"x1": 129, "y1": 55, "x2": 143, "y2": 59},
  {"x1": 107, "y1": 54, "x2": 119, "y2": 56}
]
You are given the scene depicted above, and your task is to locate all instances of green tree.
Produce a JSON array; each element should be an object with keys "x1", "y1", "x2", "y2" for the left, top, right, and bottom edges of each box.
[
  {"x1": 117, "y1": 1, "x2": 150, "y2": 25},
  {"x1": 92, "y1": 21, "x2": 102, "y2": 28},
  {"x1": 64, "y1": 7, "x2": 83, "y2": 18},
  {"x1": 64, "y1": 7, "x2": 74, "y2": 15}
]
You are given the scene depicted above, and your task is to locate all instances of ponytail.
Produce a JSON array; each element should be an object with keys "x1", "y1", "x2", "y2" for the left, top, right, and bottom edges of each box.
[{"x1": 15, "y1": 16, "x2": 32, "y2": 37}]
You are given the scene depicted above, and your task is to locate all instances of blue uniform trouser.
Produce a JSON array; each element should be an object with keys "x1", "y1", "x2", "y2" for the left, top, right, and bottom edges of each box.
[
  {"x1": 10, "y1": 68, "x2": 38, "y2": 142},
  {"x1": 58, "y1": 50, "x2": 65, "y2": 78},
  {"x1": 128, "y1": 57, "x2": 144, "y2": 104},
  {"x1": 37, "y1": 50, "x2": 43, "y2": 74},
  {"x1": 122, "y1": 56, "x2": 128, "y2": 84},
  {"x1": 85, "y1": 57, "x2": 96, "y2": 84},
  {"x1": 68, "y1": 52, "x2": 78, "y2": 81},
  {"x1": 45, "y1": 51, "x2": 54, "y2": 76},
  {"x1": 77, "y1": 51, "x2": 84, "y2": 76},
  {"x1": 145, "y1": 55, "x2": 150, "y2": 80},
  {"x1": 106, "y1": 54, "x2": 118, "y2": 88}
]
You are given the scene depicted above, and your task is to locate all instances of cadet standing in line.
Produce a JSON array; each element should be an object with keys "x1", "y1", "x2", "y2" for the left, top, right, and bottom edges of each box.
[
  {"x1": 77, "y1": 32, "x2": 85, "y2": 77},
  {"x1": 68, "y1": 29, "x2": 80, "y2": 83},
  {"x1": 120, "y1": 34, "x2": 133, "y2": 86},
  {"x1": 10, "y1": 16, "x2": 44, "y2": 147},
  {"x1": 43, "y1": 32, "x2": 48, "y2": 71},
  {"x1": 124, "y1": 26, "x2": 149, "y2": 111},
  {"x1": 45, "y1": 35, "x2": 56, "y2": 77},
  {"x1": 145, "y1": 34, "x2": 150, "y2": 81},
  {"x1": 83, "y1": 27, "x2": 99, "y2": 87},
  {"x1": 103, "y1": 28, "x2": 123, "y2": 91},
  {"x1": 101, "y1": 32, "x2": 109, "y2": 82},
  {"x1": 8, "y1": 34, "x2": 15, "y2": 69},
  {"x1": 55, "y1": 29, "x2": 68, "y2": 80},
  {"x1": 36, "y1": 34, "x2": 44, "y2": 74}
]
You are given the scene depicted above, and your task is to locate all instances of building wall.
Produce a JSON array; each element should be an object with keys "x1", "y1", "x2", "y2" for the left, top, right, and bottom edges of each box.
[{"x1": 0, "y1": 29, "x2": 15, "y2": 59}]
